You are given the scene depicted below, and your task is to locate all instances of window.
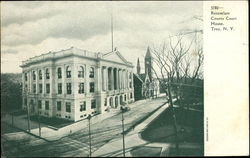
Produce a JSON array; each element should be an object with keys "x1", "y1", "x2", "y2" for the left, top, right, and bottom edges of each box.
[
  {"x1": 104, "y1": 98, "x2": 107, "y2": 106},
  {"x1": 109, "y1": 98, "x2": 113, "y2": 107},
  {"x1": 66, "y1": 83, "x2": 72, "y2": 94},
  {"x1": 33, "y1": 84, "x2": 36, "y2": 93},
  {"x1": 129, "y1": 82, "x2": 132, "y2": 88},
  {"x1": 129, "y1": 72, "x2": 132, "y2": 79},
  {"x1": 39, "y1": 70, "x2": 42, "y2": 80},
  {"x1": 58, "y1": 83, "x2": 62, "y2": 94},
  {"x1": 80, "y1": 101, "x2": 86, "y2": 112},
  {"x1": 45, "y1": 101, "x2": 49, "y2": 110},
  {"x1": 38, "y1": 100, "x2": 42, "y2": 109},
  {"x1": 66, "y1": 102, "x2": 71, "y2": 112},
  {"x1": 57, "y1": 67, "x2": 62, "y2": 79},
  {"x1": 78, "y1": 83, "x2": 84, "y2": 94},
  {"x1": 91, "y1": 99, "x2": 96, "y2": 109},
  {"x1": 46, "y1": 84, "x2": 50, "y2": 94},
  {"x1": 25, "y1": 73, "x2": 28, "y2": 81},
  {"x1": 66, "y1": 66, "x2": 71, "y2": 78},
  {"x1": 33, "y1": 71, "x2": 36, "y2": 80},
  {"x1": 89, "y1": 82, "x2": 95, "y2": 93},
  {"x1": 89, "y1": 67, "x2": 94, "y2": 78},
  {"x1": 124, "y1": 95, "x2": 126, "y2": 101},
  {"x1": 57, "y1": 101, "x2": 61, "y2": 111},
  {"x1": 39, "y1": 84, "x2": 42, "y2": 93},
  {"x1": 78, "y1": 66, "x2": 84, "y2": 78},
  {"x1": 130, "y1": 93, "x2": 133, "y2": 99},
  {"x1": 46, "y1": 68, "x2": 50, "y2": 79}
]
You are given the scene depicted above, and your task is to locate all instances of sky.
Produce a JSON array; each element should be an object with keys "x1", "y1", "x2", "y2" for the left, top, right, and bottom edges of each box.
[{"x1": 1, "y1": 1, "x2": 203, "y2": 73}]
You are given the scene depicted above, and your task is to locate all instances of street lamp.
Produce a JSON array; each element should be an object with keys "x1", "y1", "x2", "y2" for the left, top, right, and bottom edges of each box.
[
  {"x1": 87, "y1": 114, "x2": 92, "y2": 157},
  {"x1": 120, "y1": 105, "x2": 126, "y2": 157}
]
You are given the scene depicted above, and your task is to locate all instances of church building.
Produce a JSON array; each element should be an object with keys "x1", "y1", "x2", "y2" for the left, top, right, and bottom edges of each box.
[{"x1": 133, "y1": 47, "x2": 160, "y2": 101}]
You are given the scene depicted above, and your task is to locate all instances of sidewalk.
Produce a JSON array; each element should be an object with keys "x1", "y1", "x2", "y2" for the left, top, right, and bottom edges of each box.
[
  {"x1": 2, "y1": 99, "x2": 150, "y2": 142},
  {"x1": 92, "y1": 102, "x2": 170, "y2": 157}
]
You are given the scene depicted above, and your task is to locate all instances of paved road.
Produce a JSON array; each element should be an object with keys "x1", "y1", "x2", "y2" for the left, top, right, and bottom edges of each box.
[{"x1": 2, "y1": 97, "x2": 167, "y2": 157}]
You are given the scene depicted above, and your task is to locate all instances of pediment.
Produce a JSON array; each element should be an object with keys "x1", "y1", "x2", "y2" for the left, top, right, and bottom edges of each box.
[{"x1": 103, "y1": 51, "x2": 128, "y2": 64}]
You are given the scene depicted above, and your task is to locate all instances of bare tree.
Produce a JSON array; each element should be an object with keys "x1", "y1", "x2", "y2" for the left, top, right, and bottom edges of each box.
[{"x1": 151, "y1": 33, "x2": 203, "y2": 154}]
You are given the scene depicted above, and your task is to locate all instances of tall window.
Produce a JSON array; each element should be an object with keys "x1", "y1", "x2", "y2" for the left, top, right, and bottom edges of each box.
[
  {"x1": 91, "y1": 99, "x2": 96, "y2": 109},
  {"x1": 89, "y1": 82, "x2": 95, "y2": 93},
  {"x1": 66, "y1": 102, "x2": 71, "y2": 112},
  {"x1": 78, "y1": 83, "x2": 84, "y2": 94},
  {"x1": 38, "y1": 100, "x2": 42, "y2": 109},
  {"x1": 66, "y1": 83, "x2": 72, "y2": 94},
  {"x1": 57, "y1": 101, "x2": 61, "y2": 111},
  {"x1": 39, "y1": 84, "x2": 42, "y2": 93},
  {"x1": 25, "y1": 73, "x2": 28, "y2": 81},
  {"x1": 58, "y1": 83, "x2": 62, "y2": 94},
  {"x1": 57, "y1": 67, "x2": 62, "y2": 79},
  {"x1": 45, "y1": 68, "x2": 50, "y2": 79},
  {"x1": 89, "y1": 67, "x2": 94, "y2": 78},
  {"x1": 39, "y1": 70, "x2": 42, "y2": 80},
  {"x1": 33, "y1": 71, "x2": 36, "y2": 80},
  {"x1": 45, "y1": 101, "x2": 49, "y2": 110},
  {"x1": 46, "y1": 84, "x2": 50, "y2": 94},
  {"x1": 80, "y1": 101, "x2": 86, "y2": 112},
  {"x1": 33, "y1": 84, "x2": 36, "y2": 93},
  {"x1": 129, "y1": 82, "x2": 132, "y2": 88},
  {"x1": 78, "y1": 66, "x2": 84, "y2": 78},
  {"x1": 66, "y1": 66, "x2": 71, "y2": 78}
]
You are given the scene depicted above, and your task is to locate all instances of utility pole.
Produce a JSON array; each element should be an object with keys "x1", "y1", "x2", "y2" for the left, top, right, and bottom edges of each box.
[
  {"x1": 36, "y1": 94, "x2": 41, "y2": 137},
  {"x1": 121, "y1": 106, "x2": 126, "y2": 157},
  {"x1": 27, "y1": 102, "x2": 30, "y2": 132},
  {"x1": 87, "y1": 114, "x2": 92, "y2": 157}
]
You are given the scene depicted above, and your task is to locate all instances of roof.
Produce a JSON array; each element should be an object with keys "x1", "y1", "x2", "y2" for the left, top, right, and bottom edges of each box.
[
  {"x1": 133, "y1": 74, "x2": 143, "y2": 83},
  {"x1": 20, "y1": 47, "x2": 133, "y2": 68},
  {"x1": 145, "y1": 46, "x2": 151, "y2": 58},
  {"x1": 138, "y1": 73, "x2": 146, "y2": 82}
]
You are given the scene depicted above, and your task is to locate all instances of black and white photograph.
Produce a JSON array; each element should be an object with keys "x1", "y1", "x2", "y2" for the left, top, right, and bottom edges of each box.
[{"x1": 1, "y1": 1, "x2": 248, "y2": 157}]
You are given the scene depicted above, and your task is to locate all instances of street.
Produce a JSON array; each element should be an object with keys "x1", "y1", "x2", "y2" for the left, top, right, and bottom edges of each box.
[{"x1": 2, "y1": 97, "x2": 166, "y2": 157}]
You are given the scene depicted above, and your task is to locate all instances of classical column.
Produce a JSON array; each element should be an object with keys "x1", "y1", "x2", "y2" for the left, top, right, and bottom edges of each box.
[
  {"x1": 101, "y1": 66, "x2": 105, "y2": 91},
  {"x1": 111, "y1": 68, "x2": 114, "y2": 90},
  {"x1": 116, "y1": 69, "x2": 119, "y2": 90}
]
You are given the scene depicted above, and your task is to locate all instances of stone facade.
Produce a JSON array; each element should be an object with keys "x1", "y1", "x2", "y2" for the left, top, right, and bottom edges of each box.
[
  {"x1": 134, "y1": 47, "x2": 160, "y2": 100},
  {"x1": 20, "y1": 47, "x2": 134, "y2": 121}
]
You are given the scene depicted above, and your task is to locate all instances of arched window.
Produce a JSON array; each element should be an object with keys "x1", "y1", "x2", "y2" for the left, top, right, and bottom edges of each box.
[
  {"x1": 39, "y1": 70, "x2": 42, "y2": 80},
  {"x1": 57, "y1": 67, "x2": 62, "y2": 79},
  {"x1": 66, "y1": 66, "x2": 71, "y2": 78},
  {"x1": 33, "y1": 71, "x2": 36, "y2": 80},
  {"x1": 45, "y1": 68, "x2": 50, "y2": 79},
  {"x1": 89, "y1": 67, "x2": 94, "y2": 78},
  {"x1": 78, "y1": 66, "x2": 84, "y2": 78}
]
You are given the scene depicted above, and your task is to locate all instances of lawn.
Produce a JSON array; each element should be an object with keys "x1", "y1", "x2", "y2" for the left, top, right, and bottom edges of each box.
[
  {"x1": 140, "y1": 106, "x2": 203, "y2": 156},
  {"x1": 27, "y1": 115, "x2": 74, "y2": 128}
]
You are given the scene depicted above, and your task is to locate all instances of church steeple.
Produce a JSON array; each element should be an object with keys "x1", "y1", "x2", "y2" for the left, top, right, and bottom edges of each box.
[
  {"x1": 145, "y1": 46, "x2": 151, "y2": 58},
  {"x1": 137, "y1": 58, "x2": 141, "y2": 74},
  {"x1": 145, "y1": 46, "x2": 152, "y2": 81}
]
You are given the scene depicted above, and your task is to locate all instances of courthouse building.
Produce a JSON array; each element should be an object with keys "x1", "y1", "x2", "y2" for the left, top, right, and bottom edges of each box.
[{"x1": 20, "y1": 47, "x2": 134, "y2": 121}]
